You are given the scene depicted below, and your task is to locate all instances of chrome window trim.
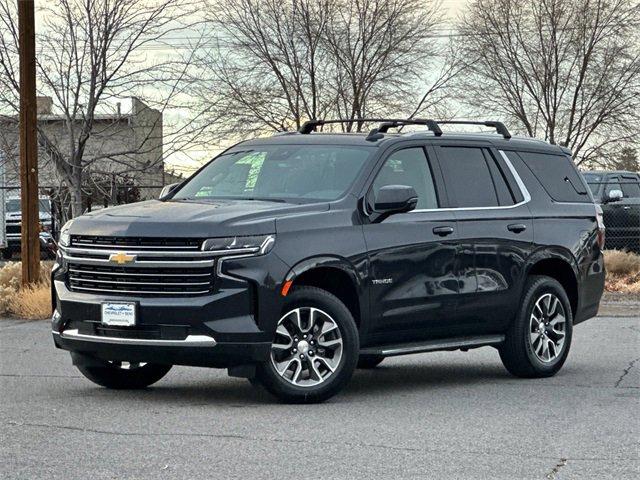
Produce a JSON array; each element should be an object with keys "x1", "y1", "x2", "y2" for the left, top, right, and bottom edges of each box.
[
  {"x1": 410, "y1": 149, "x2": 531, "y2": 213},
  {"x1": 54, "y1": 329, "x2": 216, "y2": 347}
]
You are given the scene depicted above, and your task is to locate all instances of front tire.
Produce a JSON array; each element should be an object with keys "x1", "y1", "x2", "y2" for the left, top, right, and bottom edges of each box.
[
  {"x1": 255, "y1": 287, "x2": 359, "y2": 403},
  {"x1": 500, "y1": 275, "x2": 573, "y2": 378},
  {"x1": 76, "y1": 361, "x2": 172, "y2": 389}
]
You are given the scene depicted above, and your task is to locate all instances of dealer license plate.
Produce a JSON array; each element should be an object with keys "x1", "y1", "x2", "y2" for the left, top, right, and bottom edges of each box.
[{"x1": 101, "y1": 302, "x2": 136, "y2": 327}]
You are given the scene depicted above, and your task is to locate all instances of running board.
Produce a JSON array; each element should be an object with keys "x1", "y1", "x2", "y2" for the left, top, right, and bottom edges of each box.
[{"x1": 360, "y1": 335, "x2": 505, "y2": 358}]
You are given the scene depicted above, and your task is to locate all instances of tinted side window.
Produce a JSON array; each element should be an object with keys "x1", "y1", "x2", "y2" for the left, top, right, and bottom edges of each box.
[
  {"x1": 621, "y1": 176, "x2": 640, "y2": 198},
  {"x1": 372, "y1": 148, "x2": 438, "y2": 209},
  {"x1": 517, "y1": 152, "x2": 589, "y2": 203},
  {"x1": 484, "y1": 150, "x2": 517, "y2": 205},
  {"x1": 437, "y1": 147, "x2": 500, "y2": 207}
]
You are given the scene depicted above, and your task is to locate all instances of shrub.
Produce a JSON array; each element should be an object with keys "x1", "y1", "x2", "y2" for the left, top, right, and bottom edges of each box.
[
  {"x1": 0, "y1": 261, "x2": 53, "y2": 319},
  {"x1": 603, "y1": 250, "x2": 640, "y2": 294},
  {"x1": 603, "y1": 250, "x2": 640, "y2": 277}
]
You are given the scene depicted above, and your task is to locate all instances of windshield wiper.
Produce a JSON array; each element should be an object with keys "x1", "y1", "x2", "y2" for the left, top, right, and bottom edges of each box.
[
  {"x1": 173, "y1": 196, "x2": 288, "y2": 203},
  {"x1": 235, "y1": 197, "x2": 288, "y2": 203}
]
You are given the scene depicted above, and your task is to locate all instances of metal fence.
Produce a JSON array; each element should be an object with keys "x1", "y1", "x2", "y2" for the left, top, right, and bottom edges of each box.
[
  {"x1": 584, "y1": 177, "x2": 640, "y2": 254},
  {"x1": 0, "y1": 162, "x2": 5, "y2": 250}
]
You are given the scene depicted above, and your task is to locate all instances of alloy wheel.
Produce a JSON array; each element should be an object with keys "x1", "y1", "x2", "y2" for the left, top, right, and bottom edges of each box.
[
  {"x1": 270, "y1": 307, "x2": 344, "y2": 387},
  {"x1": 529, "y1": 293, "x2": 566, "y2": 363}
]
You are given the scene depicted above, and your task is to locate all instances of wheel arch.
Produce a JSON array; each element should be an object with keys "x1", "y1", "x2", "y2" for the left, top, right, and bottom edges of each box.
[
  {"x1": 283, "y1": 256, "x2": 366, "y2": 330},
  {"x1": 525, "y1": 249, "x2": 580, "y2": 317}
]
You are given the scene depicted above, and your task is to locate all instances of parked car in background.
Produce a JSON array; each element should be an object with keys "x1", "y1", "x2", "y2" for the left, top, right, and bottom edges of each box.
[
  {"x1": 2, "y1": 195, "x2": 57, "y2": 259},
  {"x1": 583, "y1": 171, "x2": 640, "y2": 253}
]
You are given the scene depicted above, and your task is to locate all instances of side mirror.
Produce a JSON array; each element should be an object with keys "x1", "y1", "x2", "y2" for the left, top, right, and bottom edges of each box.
[
  {"x1": 606, "y1": 189, "x2": 623, "y2": 203},
  {"x1": 159, "y1": 182, "x2": 181, "y2": 200},
  {"x1": 372, "y1": 185, "x2": 418, "y2": 220}
]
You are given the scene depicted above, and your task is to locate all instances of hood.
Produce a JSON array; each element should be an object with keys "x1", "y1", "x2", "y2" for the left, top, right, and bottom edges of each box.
[{"x1": 69, "y1": 199, "x2": 329, "y2": 238}]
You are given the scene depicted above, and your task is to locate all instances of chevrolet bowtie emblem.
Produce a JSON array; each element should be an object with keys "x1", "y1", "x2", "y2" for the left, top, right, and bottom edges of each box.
[{"x1": 109, "y1": 252, "x2": 136, "y2": 265}]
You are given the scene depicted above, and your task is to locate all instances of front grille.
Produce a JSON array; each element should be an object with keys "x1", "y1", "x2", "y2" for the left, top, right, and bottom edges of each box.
[
  {"x1": 64, "y1": 236, "x2": 216, "y2": 296},
  {"x1": 67, "y1": 263, "x2": 214, "y2": 295}
]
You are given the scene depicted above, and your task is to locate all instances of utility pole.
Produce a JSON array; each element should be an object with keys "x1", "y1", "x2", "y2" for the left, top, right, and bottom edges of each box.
[{"x1": 18, "y1": 0, "x2": 40, "y2": 284}]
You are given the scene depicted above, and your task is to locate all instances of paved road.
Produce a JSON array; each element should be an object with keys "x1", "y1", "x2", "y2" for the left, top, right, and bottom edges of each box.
[{"x1": 1, "y1": 315, "x2": 638, "y2": 480}]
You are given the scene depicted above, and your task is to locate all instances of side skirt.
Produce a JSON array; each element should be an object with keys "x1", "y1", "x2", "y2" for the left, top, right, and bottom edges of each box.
[{"x1": 360, "y1": 335, "x2": 505, "y2": 358}]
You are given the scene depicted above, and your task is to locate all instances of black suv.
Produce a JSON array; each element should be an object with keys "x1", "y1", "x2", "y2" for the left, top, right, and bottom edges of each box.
[
  {"x1": 52, "y1": 119, "x2": 606, "y2": 403},
  {"x1": 583, "y1": 170, "x2": 640, "y2": 253}
]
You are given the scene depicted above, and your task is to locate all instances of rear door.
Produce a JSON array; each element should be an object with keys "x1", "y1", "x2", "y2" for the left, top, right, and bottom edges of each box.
[
  {"x1": 433, "y1": 143, "x2": 534, "y2": 334},
  {"x1": 363, "y1": 144, "x2": 459, "y2": 344}
]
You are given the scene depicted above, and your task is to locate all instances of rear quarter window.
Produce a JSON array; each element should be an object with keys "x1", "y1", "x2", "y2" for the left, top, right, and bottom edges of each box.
[
  {"x1": 516, "y1": 151, "x2": 590, "y2": 203},
  {"x1": 621, "y1": 175, "x2": 640, "y2": 198}
]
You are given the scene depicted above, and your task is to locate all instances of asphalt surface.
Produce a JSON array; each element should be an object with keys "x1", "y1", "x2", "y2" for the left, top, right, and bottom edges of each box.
[{"x1": 1, "y1": 313, "x2": 638, "y2": 480}]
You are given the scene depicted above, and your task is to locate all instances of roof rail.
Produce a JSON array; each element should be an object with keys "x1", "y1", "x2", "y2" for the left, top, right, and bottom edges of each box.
[
  {"x1": 435, "y1": 120, "x2": 511, "y2": 139},
  {"x1": 298, "y1": 118, "x2": 443, "y2": 136},
  {"x1": 299, "y1": 118, "x2": 405, "y2": 134},
  {"x1": 298, "y1": 118, "x2": 512, "y2": 139}
]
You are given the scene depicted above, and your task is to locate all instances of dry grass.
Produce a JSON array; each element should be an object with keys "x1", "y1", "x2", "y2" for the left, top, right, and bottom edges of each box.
[
  {"x1": 0, "y1": 261, "x2": 53, "y2": 320},
  {"x1": 7, "y1": 284, "x2": 52, "y2": 319},
  {"x1": 603, "y1": 250, "x2": 640, "y2": 294},
  {"x1": 603, "y1": 249, "x2": 640, "y2": 276}
]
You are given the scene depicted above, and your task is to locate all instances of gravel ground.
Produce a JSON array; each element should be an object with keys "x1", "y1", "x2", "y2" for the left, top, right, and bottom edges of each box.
[{"x1": 1, "y1": 311, "x2": 638, "y2": 480}]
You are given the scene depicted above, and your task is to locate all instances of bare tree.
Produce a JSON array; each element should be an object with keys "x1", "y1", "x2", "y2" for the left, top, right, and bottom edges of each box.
[
  {"x1": 193, "y1": 0, "x2": 457, "y2": 138},
  {"x1": 0, "y1": 0, "x2": 202, "y2": 217},
  {"x1": 456, "y1": 0, "x2": 640, "y2": 164}
]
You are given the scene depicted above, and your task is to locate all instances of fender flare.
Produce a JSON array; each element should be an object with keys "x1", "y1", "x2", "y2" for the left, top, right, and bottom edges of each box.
[
  {"x1": 284, "y1": 255, "x2": 363, "y2": 286},
  {"x1": 282, "y1": 255, "x2": 368, "y2": 330},
  {"x1": 524, "y1": 246, "x2": 580, "y2": 279},
  {"x1": 523, "y1": 246, "x2": 582, "y2": 315}
]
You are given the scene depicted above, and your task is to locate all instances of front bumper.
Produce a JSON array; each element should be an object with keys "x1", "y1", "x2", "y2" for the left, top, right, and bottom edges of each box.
[
  {"x1": 51, "y1": 252, "x2": 289, "y2": 368},
  {"x1": 52, "y1": 325, "x2": 270, "y2": 368}
]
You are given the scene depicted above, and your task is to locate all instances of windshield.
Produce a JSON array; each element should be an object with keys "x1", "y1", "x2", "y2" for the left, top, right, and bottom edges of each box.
[
  {"x1": 6, "y1": 199, "x2": 51, "y2": 214},
  {"x1": 173, "y1": 145, "x2": 373, "y2": 202},
  {"x1": 582, "y1": 173, "x2": 602, "y2": 195}
]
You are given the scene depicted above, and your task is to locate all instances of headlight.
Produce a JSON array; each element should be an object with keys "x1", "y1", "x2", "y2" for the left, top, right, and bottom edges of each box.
[
  {"x1": 58, "y1": 220, "x2": 73, "y2": 247},
  {"x1": 202, "y1": 234, "x2": 275, "y2": 255}
]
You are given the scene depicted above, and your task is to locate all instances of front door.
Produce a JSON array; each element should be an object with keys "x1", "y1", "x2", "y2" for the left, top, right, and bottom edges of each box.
[{"x1": 363, "y1": 146, "x2": 458, "y2": 345}]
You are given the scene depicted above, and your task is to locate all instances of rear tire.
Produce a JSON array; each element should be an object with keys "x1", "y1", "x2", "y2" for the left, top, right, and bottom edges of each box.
[
  {"x1": 256, "y1": 286, "x2": 359, "y2": 403},
  {"x1": 76, "y1": 362, "x2": 171, "y2": 389},
  {"x1": 357, "y1": 354, "x2": 385, "y2": 369},
  {"x1": 500, "y1": 275, "x2": 573, "y2": 378}
]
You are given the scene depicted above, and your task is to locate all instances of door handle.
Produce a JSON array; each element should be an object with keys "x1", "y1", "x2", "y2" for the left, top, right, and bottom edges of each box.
[
  {"x1": 507, "y1": 223, "x2": 527, "y2": 233},
  {"x1": 433, "y1": 226, "x2": 454, "y2": 236}
]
